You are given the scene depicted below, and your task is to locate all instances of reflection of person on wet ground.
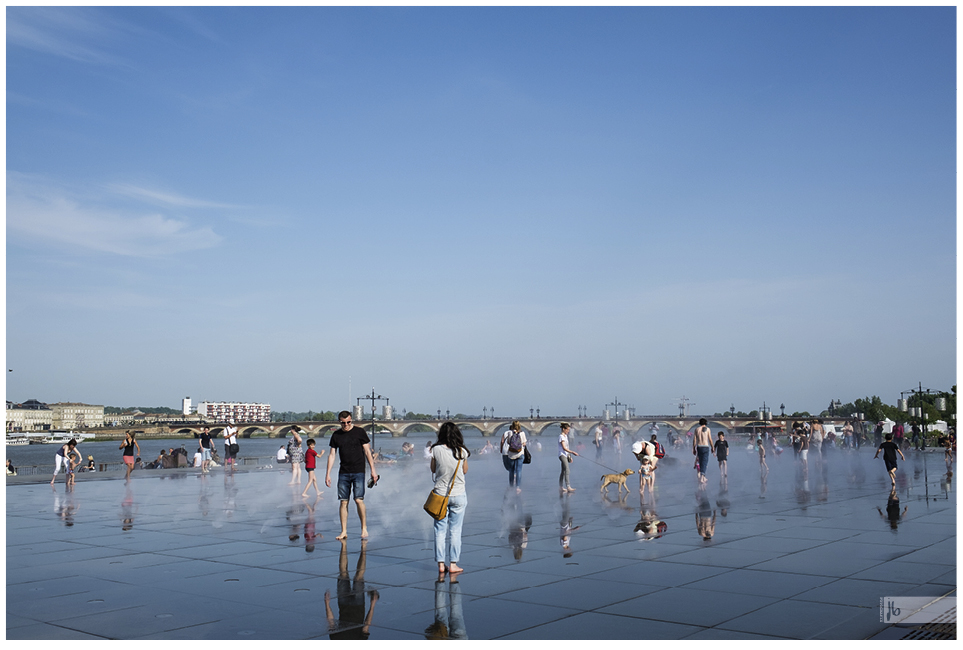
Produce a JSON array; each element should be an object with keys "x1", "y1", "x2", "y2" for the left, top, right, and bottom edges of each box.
[
  {"x1": 55, "y1": 489, "x2": 78, "y2": 526},
  {"x1": 325, "y1": 540, "x2": 378, "y2": 640},
  {"x1": 558, "y1": 491, "x2": 580, "y2": 557},
  {"x1": 877, "y1": 487, "x2": 907, "y2": 530},
  {"x1": 874, "y1": 433, "x2": 906, "y2": 487},
  {"x1": 635, "y1": 488, "x2": 667, "y2": 541},
  {"x1": 120, "y1": 484, "x2": 135, "y2": 531},
  {"x1": 716, "y1": 476, "x2": 730, "y2": 516},
  {"x1": 303, "y1": 496, "x2": 321, "y2": 551},
  {"x1": 502, "y1": 492, "x2": 532, "y2": 561},
  {"x1": 694, "y1": 485, "x2": 715, "y2": 540},
  {"x1": 425, "y1": 576, "x2": 468, "y2": 639}
]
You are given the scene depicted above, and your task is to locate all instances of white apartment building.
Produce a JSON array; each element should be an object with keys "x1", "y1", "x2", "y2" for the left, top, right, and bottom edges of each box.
[
  {"x1": 51, "y1": 402, "x2": 105, "y2": 429},
  {"x1": 197, "y1": 401, "x2": 271, "y2": 422}
]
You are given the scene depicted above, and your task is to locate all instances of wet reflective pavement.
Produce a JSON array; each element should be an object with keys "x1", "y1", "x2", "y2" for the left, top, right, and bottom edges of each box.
[{"x1": 6, "y1": 445, "x2": 956, "y2": 639}]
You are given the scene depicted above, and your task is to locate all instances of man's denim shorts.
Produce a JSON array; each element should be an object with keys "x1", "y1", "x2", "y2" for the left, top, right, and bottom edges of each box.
[{"x1": 337, "y1": 472, "x2": 366, "y2": 501}]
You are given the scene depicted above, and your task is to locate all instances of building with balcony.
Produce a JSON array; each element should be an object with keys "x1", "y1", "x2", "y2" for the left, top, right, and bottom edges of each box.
[{"x1": 197, "y1": 401, "x2": 271, "y2": 422}]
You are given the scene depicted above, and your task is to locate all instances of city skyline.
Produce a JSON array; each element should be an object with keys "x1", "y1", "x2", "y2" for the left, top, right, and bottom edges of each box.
[{"x1": 5, "y1": 7, "x2": 957, "y2": 417}]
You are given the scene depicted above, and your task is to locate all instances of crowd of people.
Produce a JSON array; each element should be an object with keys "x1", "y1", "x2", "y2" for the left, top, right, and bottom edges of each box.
[{"x1": 40, "y1": 413, "x2": 955, "y2": 580}]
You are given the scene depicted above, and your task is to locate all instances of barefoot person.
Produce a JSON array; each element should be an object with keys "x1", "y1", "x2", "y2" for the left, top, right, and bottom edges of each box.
[
  {"x1": 301, "y1": 438, "x2": 325, "y2": 498},
  {"x1": 288, "y1": 425, "x2": 305, "y2": 486},
  {"x1": 50, "y1": 439, "x2": 80, "y2": 487},
  {"x1": 714, "y1": 431, "x2": 729, "y2": 478},
  {"x1": 692, "y1": 419, "x2": 713, "y2": 483},
  {"x1": 325, "y1": 411, "x2": 379, "y2": 540},
  {"x1": 430, "y1": 422, "x2": 470, "y2": 575},
  {"x1": 874, "y1": 433, "x2": 906, "y2": 487},
  {"x1": 558, "y1": 422, "x2": 579, "y2": 493},
  {"x1": 119, "y1": 431, "x2": 140, "y2": 482}
]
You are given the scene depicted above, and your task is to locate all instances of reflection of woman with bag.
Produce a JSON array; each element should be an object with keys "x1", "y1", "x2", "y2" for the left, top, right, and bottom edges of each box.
[{"x1": 428, "y1": 422, "x2": 470, "y2": 576}]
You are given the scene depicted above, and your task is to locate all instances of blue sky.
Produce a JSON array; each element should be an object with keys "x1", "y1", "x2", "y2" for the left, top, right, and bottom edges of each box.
[{"x1": 5, "y1": 6, "x2": 956, "y2": 417}]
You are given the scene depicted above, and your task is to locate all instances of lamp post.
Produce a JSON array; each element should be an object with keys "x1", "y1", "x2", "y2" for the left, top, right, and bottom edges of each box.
[
  {"x1": 730, "y1": 404, "x2": 735, "y2": 418},
  {"x1": 780, "y1": 403, "x2": 786, "y2": 417},
  {"x1": 483, "y1": 407, "x2": 488, "y2": 420},
  {"x1": 530, "y1": 407, "x2": 534, "y2": 419},
  {"x1": 900, "y1": 382, "x2": 940, "y2": 451},
  {"x1": 356, "y1": 388, "x2": 389, "y2": 435}
]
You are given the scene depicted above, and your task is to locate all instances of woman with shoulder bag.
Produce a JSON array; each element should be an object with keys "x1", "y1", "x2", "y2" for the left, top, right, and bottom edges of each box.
[
  {"x1": 501, "y1": 420, "x2": 527, "y2": 493},
  {"x1": 430, "y1": 422, "x2": 470, "y2": 576}
]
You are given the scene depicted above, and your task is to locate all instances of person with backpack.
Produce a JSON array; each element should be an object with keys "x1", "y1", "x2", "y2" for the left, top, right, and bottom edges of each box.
[
  {"x1": 649, "y1": 434, "x2": 666, "y2": 460},
  {"x1": 501, "y1": 421, "x2": 527, "y2": 492}
]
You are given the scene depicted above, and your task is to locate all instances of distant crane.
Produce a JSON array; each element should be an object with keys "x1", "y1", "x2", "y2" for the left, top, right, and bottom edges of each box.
[{"x1": 671, "y1": 396, "x2": 696, "y2": 418}]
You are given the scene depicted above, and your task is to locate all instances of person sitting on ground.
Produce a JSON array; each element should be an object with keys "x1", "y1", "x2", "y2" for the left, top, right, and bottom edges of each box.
[
  {"x1": 85, "y1": 455, "x2": 96, "y2": 472},
  {"x1": 6, "y1": 459, "x2": 17, "y2": 476},
  {"x1": 148, "y1": 451, "x2": 166, "y2": 469},
  {"x1": 134, "y1": 457, "x2": 143, "y2": 470},
  {"x1": 193, "y1": 447, "x2": 203, "y2": 467},
  {"x1": 277, "y1": 445, "x2": 288, "y2": 464}
]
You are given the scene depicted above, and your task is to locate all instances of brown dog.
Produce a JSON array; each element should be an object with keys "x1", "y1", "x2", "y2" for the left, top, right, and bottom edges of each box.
[{"x1": 600, "y1": 469, "x2": 635, "y2": 495}]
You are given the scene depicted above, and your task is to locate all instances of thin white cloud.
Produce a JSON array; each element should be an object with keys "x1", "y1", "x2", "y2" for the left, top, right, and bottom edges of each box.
[
  {"x1": 6, "y1": 7, "x2": 129, "y2": 66},
  {"x1": 106, "y1": 183, "x2": 244, "y2": 210},
  {"x1": 7, "y1": 173, "x2": 222, "y2": 257}
]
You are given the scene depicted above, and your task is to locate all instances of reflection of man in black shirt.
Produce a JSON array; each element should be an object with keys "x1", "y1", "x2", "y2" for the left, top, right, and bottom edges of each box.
[{"x1": 325, "y1": 539, "x2": 378, "y2": 640}]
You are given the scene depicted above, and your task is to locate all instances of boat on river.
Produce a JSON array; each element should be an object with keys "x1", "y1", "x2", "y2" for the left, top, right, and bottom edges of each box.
[
  {"x1": 5, "y1": 434, "x2": 30, "y2": 446},
  {"x1": 28, "y1": 431, "x2": 97, "y2": 445}
]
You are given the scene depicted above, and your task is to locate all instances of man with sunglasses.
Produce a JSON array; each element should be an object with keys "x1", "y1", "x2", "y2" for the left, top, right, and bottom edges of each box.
[{"x1": 326, "y1": 411, "x2": 379, "y2": 540}]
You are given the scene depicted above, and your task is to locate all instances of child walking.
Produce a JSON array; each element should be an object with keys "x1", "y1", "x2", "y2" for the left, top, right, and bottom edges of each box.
[
  {"x1": 302, "y1": 438, "x2": 325, "y2": 497},
  {"x1": 758, "y1": 437, "x2": 769, "y2": 474},
  {"x1": 714, "y1": 432, "x2": 729, "y2": 478}
]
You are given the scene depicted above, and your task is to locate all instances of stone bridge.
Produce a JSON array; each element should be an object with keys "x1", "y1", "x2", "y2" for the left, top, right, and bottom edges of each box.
[{"x1": 155, "y1": 416, "x2": 851, "y2": 439}]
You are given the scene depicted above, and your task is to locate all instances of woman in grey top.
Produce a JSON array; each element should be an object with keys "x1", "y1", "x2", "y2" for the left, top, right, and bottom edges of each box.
[{"x1": 430, "y1": 422, "x2": 470, "y2": 576}]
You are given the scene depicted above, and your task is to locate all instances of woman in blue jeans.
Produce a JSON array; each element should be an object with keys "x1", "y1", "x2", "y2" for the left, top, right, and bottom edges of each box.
[
  {"x1": 430, "y1": 422, "x2": 470, "y2": 575},
  {"x1": 501, "y1": 420, "x2": 527, "y2": 492}
]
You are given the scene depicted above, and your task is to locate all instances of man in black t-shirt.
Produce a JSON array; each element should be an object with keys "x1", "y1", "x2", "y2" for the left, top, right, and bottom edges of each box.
[
  {"x1": 326, "y1": 411, "x2": 379, "y2": 540},
  {"x1": 199, "y1": 427, "x2": 214, "y2": 474},
  {"x1": 874, "y1": 433, "x2": 906, "y2": 487}
]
